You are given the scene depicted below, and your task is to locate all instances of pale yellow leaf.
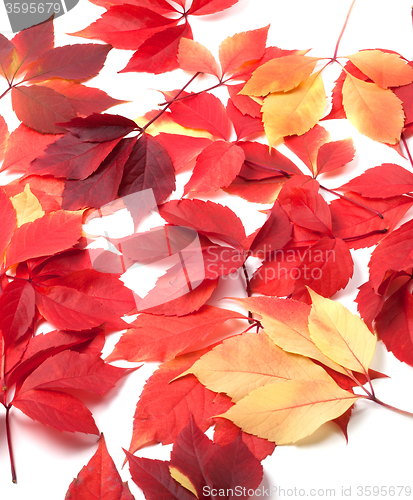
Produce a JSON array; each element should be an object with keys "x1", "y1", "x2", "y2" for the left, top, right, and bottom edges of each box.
[
  {"x1": 10, "y1": 184, "x2": 45, "y2": 227},
  {"x1": 134, "y1": 112, "x2": 213, "y2": 139},
  {"x1": 342, "y1": 73, "x2": 404, "y2": 144},
  {"x1": 347, "y1": 50, "x2": 413, "y2": 89},
  {"x1": 218, "y1": 379, "x2": 359, "y2": 444},
  {"x1": 169, "y1": 466, "x2": 198, "y2": 498},
  {"x1": 235, "y1": 297, "x2": 347, "y2": 375},
  {"x1": 307, "y1": 289, "x2": 377, "y2": 374},
  {"x1": 241, "y1": 54, "x2": 319, "y2": 96},
  {"x1": 262, "y1": 71, "x2": 326, "y2": 147},
  {"x1": 180, "y1": 330, "x2": 333, "y2": 402}
]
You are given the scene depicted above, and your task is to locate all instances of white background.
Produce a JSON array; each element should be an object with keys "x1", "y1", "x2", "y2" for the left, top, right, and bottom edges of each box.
[{"x1": 1, "y1": 0, "x2": 413, "y2": 498}]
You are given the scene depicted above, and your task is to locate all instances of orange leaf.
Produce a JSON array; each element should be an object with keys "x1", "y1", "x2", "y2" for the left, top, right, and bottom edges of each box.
[
  {"x1": 241, "y1": 54, "x2": 319, "y2": 95},
  {"x1": 262, "y1": 71, "x2": 326, "y2": 146},
  {"x1": 347, "y1": 49, "x2": 413, "y2": 89},
  {"x1": 219, "y1": 26, "x2": 269, "y2": 77},
  {"x1": 178, "y1": 38, "x2": 221, "y2": 78},
  {"x1": 342, "y1": 73, "x2": 404, "y2": 144}
]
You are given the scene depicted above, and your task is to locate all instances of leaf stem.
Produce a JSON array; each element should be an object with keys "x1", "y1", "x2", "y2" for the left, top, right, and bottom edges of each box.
[
  {"x1": 369, "y1": 395, "x2": 413, "y2": 418},
  {"x1": 242, "y1": 263, "x2": 254, "y2": 324},
  {"x1": 244, "y1": 160, "x2": 291, "y2": 178},
  {"x1": 320, "y1": 185, "x2": 384, "y2": 218},
  {"x1": 402, "y1": 133, "x2": 413, "y2": 170},
  {"x1": 158, "y1": 77, "x2": 232, "y2": 106},
  {"x1": 343, "y1": 228, "x2": 388, "y2": 243},
  {"x1": 333, "y1": 0, "x2": 358, "y2": 61},
  {"x1": 141, "y1": 72, "x2": 201, "y2": 132},
  {"x1": 5, "y1": 405, "x2": 17, "y2": 483}
]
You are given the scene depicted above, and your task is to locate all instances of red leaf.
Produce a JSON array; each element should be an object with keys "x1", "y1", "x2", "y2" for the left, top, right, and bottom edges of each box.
[
  {"x1": 0, "y1": 35, "x2": 15, "y2": 79},
  {"x1": 316, "y1": 138, "x2": 355, "y2": 175},
  {"x1": 63, "y1": 137, "x2": 136, "y2": 210},
  {"x1": 0, "y1": 280, "x2": 35, "y2": 347},
  {"x1": 375, "y1": 282, "x2": 413, "y2": 366},
  {"x1": 0, "y1": 114, "x2": 9, "y2": 162},
  {"x1": 42, "y1": 80, "x2": 126, "y2": 117},
  {"x1": 249, "y1": 200, "x2": 292, "y2": 256},
  {"x1": 178, "y1": 38, "x2": 221, "y2": 78},
  {"x1": 28, "y1": 134, "x2": 122, "y2": 180},
  {"x1": 19, "y1": 351, "x2": 131, "y2": 395},
  {"x1": 12, "y1": 389, "x2": 99, "y2": 434},
  {"x1": 281, "y1": 179, "x2": 333, "y2": 236},
  {"x1": 127, "y1": 455, "x2": 194, "y2": 500},
  {"x1": 291, "y1": 237, "x2": 354, "y2": 300},
  {"x1": 0, "y1": 187, "x2": 17, "y2": 256},
  {"x1": 226, "y1": 99, "x2": 264, "y2": 140},
  {"x1": 5, "y1": 210, "x2": 83, "y2": 269},
  {"x1": 58, "y1": 114, "x2": 137, "y2": 142},
  {"x1": 239, "y1": 140, "x2": 302, "y2": 179},
  {"x1": 107, "y1": 305, "x2": 246, "y2": 362},
  {"x1": 118, "y1": 134, "x2": 175, "y2": 204},
  {"x1": 165, "y1": 91, "x2": 230, "y2": 140},
  {"x1": 330, "y1": 193, "x2": 413, "y2": 250},
  {"x1": 129, "y1": 348, "x2": 232, "y2": 453},
  {"x1": 66, "y1": 435, "x2": 134, "y2": 500},
  {"x1": 227, "y1": 83, "x2": 262, "y2": 118},
  {"x1": 394, "y1": 82, "x2": 413, "y2": 125},
  {"x1": 9, "y1": 17, "x2": 54, "y2": 79},
  {"x1": 33, "y1": 284, "x2": 128, "y2": 331},
  {"x1": 369, "y1": 219, "x2": 413, "y2": 290},
  {"x1": 24, "y1": 44, "x2": 112, "y2": 82},
  {"x1": 1, "y1": 124, "x2": 60, "y2": 173},
  {"x1": 139, "y1": 277, "x2": 219, "y2": 316},
  {"x1": 213, "y1": 419, "x2": 276, "y2": 461},
  {"x1": 339, "y1": 163, "x2": 413, "y2": 198},
  {"x1": 188, "y1": 0, "x2": 240, "y2": 16},
  {"x1": 170, "y1": 418, "x2": 263, "y2": 498},
  {"x1": 11, "y1": 85, "x2": 76, "y2": 134},
  {"x1": 72, "y1": 6, "x2": 176, "y2": 50},
  {"x1": 6, "y1": 328, "x2": 103, "y2": 390},
  {"x1": 41, "y1": 269, "x2": 135, "y2": 316},
  {"x1": 156, "y1": 133, "x2": 212, "y2": 171},
  {"x1": 159, "y1": 199, "x2": 247, "y2": 250},
  {"x1": 120, "y1": 23, "x2": 193, "y2": 74},
  {"x1": 284, "y1": 124, "x2": 330, "y2": 176},
  {"x1": 184, "y1": 141, "x2": 245, "y2": 194},
  {"x1": 219, "y1": 26, "x2": 269, "y2": 77}
]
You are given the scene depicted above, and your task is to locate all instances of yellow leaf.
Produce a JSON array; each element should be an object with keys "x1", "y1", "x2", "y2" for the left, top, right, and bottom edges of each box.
[
  {"x1": 307, "y1": 289, "x2": 377, "y2": 374},
  {"x1": 236, "y1": 297, "x2": 347, "y2": 375},
  {"x1": 134, "y1": 112, "x2": 213, "y2": 139},
  {"x1": 262, "y1": 71, "x2": 326, "y2": 147},
  {"x1": 241, "y1": 54, "x2": 319, "y2": 96},
  {"x1": 169, "y1": 466, "x2": 198, "y2": 498},
  {"x1": 218, "y1": 379, "x2": 359, "y2": 444},
  {"x1": 10, "y1": 184, "x2": 45, "y2": 227},
  {"x1": 180, "y1": 330, "x2": 333, "y2": 402},
  {"x1": 347, "y1": 50, "x2": 413, "y2": 89},
  {"x1": 342, "y1": 73, "x2": 404, "y2": 144}
]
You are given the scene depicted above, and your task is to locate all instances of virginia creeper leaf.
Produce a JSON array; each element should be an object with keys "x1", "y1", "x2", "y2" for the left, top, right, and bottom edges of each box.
[
  {"x1": 308, "y1": 288, "x2": 377, "y2": 374},
  {"x1": 242, "y1": 54, "x2": 319, "y2": 95},
  {"x1": 342, "y1": 73, "x2": 405, "y2": 144},
  {"x1": 218, "y1": 379, "x2": 359, "y2": 444},
  {"x1": 347, "y1": 49, "x2": 413, "y2": 89},
  {"x1": 65, "y1": 434, "x2": 134, "y2": 500},
  {"x1": 262, "y1": 71, "x2": 326, "y2": 146}
]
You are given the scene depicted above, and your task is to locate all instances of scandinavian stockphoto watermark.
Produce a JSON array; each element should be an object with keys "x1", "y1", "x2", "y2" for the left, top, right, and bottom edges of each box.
[
  {"x1": 84, "y1": 189, "x2": 205, "y2": 310},
  {"x1": 84, "y1": 190, "x2": 332, "y2": 309},
  {"x1": 0, "y1": 0, "x2": 79, "y2": 33}
]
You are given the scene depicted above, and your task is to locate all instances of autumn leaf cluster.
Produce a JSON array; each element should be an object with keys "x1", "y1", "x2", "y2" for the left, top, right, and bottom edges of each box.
[{"x1": 0, "y1": 0, "x2": 413, "y2": 497}]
